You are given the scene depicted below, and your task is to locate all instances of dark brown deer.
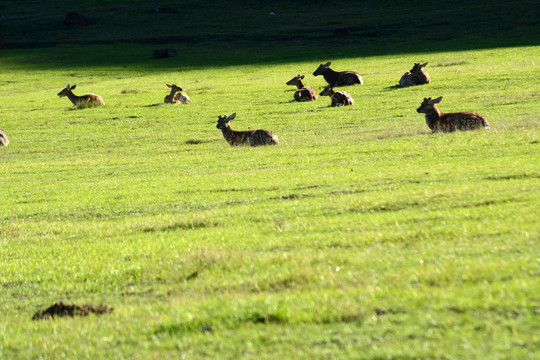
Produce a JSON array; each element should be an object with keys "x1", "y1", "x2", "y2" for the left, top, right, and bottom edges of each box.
[
  {"x1": 320, "y1": 82, "x2": 354, "y2": 107},
  {"x1": 399, "y1": 62, "x2": 431, "y2": 87},
  {"x1": 0, "y1": 128, "x2": 9, "y2": 146},
  {"x1": 286, "y1": 74, "x2": 318, "y2": 102},
  {"x1": 216, "y1": 113, "x2": 279, "y2": 146},
  {"x1": 417, "y1": 97, "x2": 490, "y2": 133},
  {"x1": 164, "y1": 84, "x2": 191, "y2": 104},
  {"x1": 313, "y1": 62, "x2": 363, "y2": 86},
  {"x1": 57, "y1": 84, "x2": 104, "y2": 106}
]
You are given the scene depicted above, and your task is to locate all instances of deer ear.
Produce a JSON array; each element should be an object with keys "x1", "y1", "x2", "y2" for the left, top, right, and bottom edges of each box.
[
  {"x1": 227, "y1": 113, "x2": 236, "y2": 122},
  {"x1": 166, "y1": 84, "x2": 172, "y2": 88},
  {"x1": 432, "y1": 96, "x2": 443, "y2": 103},
  {"x1": 70, "y1": 85, "x2": 76, "y2": 90},
  {"x1": 325, "y1": 62, "x2": 331, "y2": 66},
  {"x1": 300, "y1": 75, "x2": 305, "y2": 79},
  {"x1": 421, "y1": 62, "x2": 428, "y2": 67}
]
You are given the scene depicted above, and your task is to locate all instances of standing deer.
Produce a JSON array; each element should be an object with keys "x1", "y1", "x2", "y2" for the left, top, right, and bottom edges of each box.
[
  {"x1": 417, "y1": 97, "x2": 490, "y2": 133},
  {"x1": 216, "y1": 113, "x2": 279, "y2": 146},
  {"x1": 399, "y1": 62, "x2": 431, "y2": 87},
  {"x1": 320, "y1": 82, "x2": 354, "y2": 107},
  {"x1": 0, "y1": 128, "x2": 9, "y2": 146},
  {"x1": 57, "y1": 84, "x2": 104, "y2": 106},
  {"x1": 286, "y1": 74, "x2": 318, "y2": 102},
  {"x1": 313, "y1": 62, "x2": 363, "y2": 86},
  {"x1": 164, "y1": 84, "x2": 192, "y2": 104}
]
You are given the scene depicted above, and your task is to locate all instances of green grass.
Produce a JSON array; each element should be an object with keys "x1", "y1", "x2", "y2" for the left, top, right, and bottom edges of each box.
[{"x1": 1, "y1": 0, "x2": 539, "y2": 359}]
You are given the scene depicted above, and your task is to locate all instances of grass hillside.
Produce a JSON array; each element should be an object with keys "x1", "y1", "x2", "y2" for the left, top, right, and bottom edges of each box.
[{"x1": 0, "y1": 1, "x2": 539, "y2": 359}]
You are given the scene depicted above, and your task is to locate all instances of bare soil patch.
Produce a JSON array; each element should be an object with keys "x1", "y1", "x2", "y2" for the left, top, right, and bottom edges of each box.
[{"x1": 32, "y1": 302, "x2": 113, "y2": 320}]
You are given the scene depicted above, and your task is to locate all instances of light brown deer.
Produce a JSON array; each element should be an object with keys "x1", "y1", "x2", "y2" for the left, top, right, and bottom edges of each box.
[
  {"x1": 320, "y1": 82, "x2": 354, "y2": 107},
  {"x1": 164, "y1": 84, "x2": 192, "y2": 104},
  {"x1": 399, "y1": 62, "x2": 431, "y2": 87},
  {"x1": 0, "y1": 128, "x2": 9, "y2": 146},
  {"x1": 417, "y1": 97, "x2": 490, "y2": 133},
  {"x1": 286, "y1": 74, "x2": 318, "y2": 102},
  {"x1": 57, "y1": 84, "x2": 104, "y2": 106},
  {"x1": 313, "y1": 62, "x2": 363, "y2": 86},
  {"x1": 216, "y1": 113, "x2": 279, "y2": 147}
]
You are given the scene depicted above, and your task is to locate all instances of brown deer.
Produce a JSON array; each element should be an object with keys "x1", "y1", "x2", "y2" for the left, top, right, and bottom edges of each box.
[
  {"x1": 216, "y1": 113, "x2": 279, "y2": 146},
  {"x1": 0, "y1": 128, "x2": 9, "y2": 146},
  {"x1": 164, "y1": 84, "x2": 192, "y2": 104},
  {"x1": 320, "y1": 82, "x2": 354, "y2": 107},
  {"x1": 57, "y1": 84, "x2": 104, "y2": 106},
  {"x1": 286, "y1": 74, "x2": 318, "y2": 102},
  {"x1": 417, "y1": 97, "x2": 490, "y2": 133},
  {"x1": 399, "y1": 62, "x2": 431, "y2": 87},
  {"x1": 313, "y1": 62, "x2": 363, "y2": 86}
]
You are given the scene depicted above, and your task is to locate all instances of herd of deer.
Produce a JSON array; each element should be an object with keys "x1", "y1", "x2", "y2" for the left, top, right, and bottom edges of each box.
[{"x1": 0, "y1": 61, "x2": 490, "y2": 148}]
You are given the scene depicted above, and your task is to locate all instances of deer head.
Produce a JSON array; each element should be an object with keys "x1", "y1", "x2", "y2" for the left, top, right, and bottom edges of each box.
[
  {"x1": 313, "y1": 62, "x2": 331, "y2": 76},
  {"x1": 216, "y1": 113, "x2": 236, "y2": 129},
  {"x1": 320, "y1": 81, "x2": 337, "y2": 96},
  {"x1": 286, "y1": 74, "x2": 305, "y2": 86},
  {"x1": 58, "y1": 84, "x2": 76, "y2": 97},
  {"x1": 166, "y1": 84, "x2": 183, "y2": 92},
  {"x1": 410, "y1": 62, "x2": 428, "y2": 73},
  {"x1": 417, "y1": 96, "x2": 442, "y2": 113}
]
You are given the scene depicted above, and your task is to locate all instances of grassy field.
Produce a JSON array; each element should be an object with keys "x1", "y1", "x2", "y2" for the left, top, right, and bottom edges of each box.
[{"x1": 1, "y1": 1, "x2": 539, "y2": 359}]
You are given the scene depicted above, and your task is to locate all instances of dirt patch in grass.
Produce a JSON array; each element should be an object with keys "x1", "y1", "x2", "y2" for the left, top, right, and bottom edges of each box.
[{"x1": 32, "y1": 302, "x2": 113, "y2": 320}]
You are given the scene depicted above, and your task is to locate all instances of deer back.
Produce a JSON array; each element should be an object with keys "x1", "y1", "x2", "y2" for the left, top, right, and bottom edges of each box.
[
  {"x1": 331, "y1": 91, "x2": 354, "y2": 107},
  {"x1": 399, "y1": 72, "x2": 419, "y2": 86},
  {"x1": 250, "y1": 130, "x2": 279, "y2": 146},
  {"x1": 81, "y1": 94, "x2": 105, "y2": 105},
  {"x1": 174, "y1": 92, "x2": 192, "y2": 104},
  {"x1": 435, "y1": 112, "x2": 490, "y2": 132},
  {"x1": 0, "y1": 128, "x2": 9, "y2": 146},
  {"x1": 294, "y1": 87, "x2": 318, "y2": 102}
]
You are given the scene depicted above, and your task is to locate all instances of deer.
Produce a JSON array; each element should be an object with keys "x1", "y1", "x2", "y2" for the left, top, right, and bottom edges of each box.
[
  {"x1": 320, "y1": 82, "x2": 354, "y2": 107},
  {"x1": 216, "y1": 113, "x2": 279, "y2": 147},
  {"x1": 286, "y1": 74, "x2": 318, "y2": 102},
  {"x1": 313, "y1": 62, "x2": 363, "y2": 86},
  {"x1": 0, "y1": 128, "x2": 9, "y2": 146},
  {"x1": 57, "y1": 84, "x2": 104, "y2": 106},
  {"x1": 164, "y1": 84, "x2": 192, "y2": 104},
  {"x1": 417, "y1": 97, "x2": 490, "y2": 133},
  {"x1": 399, "y1": 62, "x2": 431, "y2": 87}
]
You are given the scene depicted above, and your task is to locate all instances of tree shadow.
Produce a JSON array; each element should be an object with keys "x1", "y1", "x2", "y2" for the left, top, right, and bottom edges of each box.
[{"x1": 0, "y1": 0, "x2": 538, "y2": 71}]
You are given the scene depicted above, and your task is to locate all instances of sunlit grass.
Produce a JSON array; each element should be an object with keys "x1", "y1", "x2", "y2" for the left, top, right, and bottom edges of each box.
[{"x1": 0, "y1": 40, "x2": 539, "y2": 359}]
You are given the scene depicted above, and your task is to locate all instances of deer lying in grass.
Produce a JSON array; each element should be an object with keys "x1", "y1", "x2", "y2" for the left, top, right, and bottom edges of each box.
[
  {"x1": 0, "y1": 128, "x2": 9, "y2": 146},
  {"x1": 313, "y1": 61, "x2": 363, "y2": 86},
  {"x1": 399, "y1": 62, "x2": 431, "y2": 87},
  {"x1": 57, "y1": 84, "x2": 104, "y2": 106},
  {"x1": 164, "y1": 84, "x2": 192, "y2": 104},
  {"x1": 286, "y1": 74, "x2": 318, "y2": 102},
  {"x1": 417, "y1": 97, "x2": 490, "y2": 133},
  {"x1": 320, "y1": 82, "x2": 354, "y2": 107},
  {"x1": 216, "y1": 113, "x2": 279, "y2": 146}
]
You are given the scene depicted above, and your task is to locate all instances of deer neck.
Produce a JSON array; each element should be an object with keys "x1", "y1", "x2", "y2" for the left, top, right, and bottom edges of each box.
[
  {"x1": 425, "y1": 106, "x2": 442, "y2": 129},
  {"x1": 167, "y1": 89, "x2": 177, "y2": 98},
  {"x1": 220, "y1": 124, "x2": 236, "y2": 143},
  {"x1": 323, "y1": 88, "x2": 335, "y2": 96},
  {"x1": 323, "y1": 68, "x2": 339, "y2": 83},
  {"x1": 296, "y1": 79, "x2": 305, "y2": 89},
  {"x1": 66, "y1": 90, "x2": 82, "y2": 105},
  {"x1": 417, "y1": 69, "x2": 430, "y2": 83}
]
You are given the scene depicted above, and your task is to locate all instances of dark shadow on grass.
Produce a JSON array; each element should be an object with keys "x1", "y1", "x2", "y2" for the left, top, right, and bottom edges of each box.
[{"x1": 0, "y1": 0, "x2": 538, "y2": 71}]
